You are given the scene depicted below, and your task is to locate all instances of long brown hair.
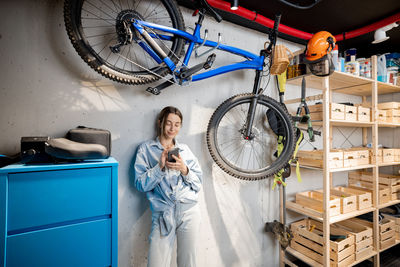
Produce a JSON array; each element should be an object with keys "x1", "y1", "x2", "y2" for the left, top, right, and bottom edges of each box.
[{"x1": 157, "y1": 106, "x2": 183, "y2": 137}]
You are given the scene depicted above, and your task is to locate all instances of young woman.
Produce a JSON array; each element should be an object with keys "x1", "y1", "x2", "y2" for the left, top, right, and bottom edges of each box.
[{"x1": 134, "y1": 106, "x2": 202, "y2": 267}]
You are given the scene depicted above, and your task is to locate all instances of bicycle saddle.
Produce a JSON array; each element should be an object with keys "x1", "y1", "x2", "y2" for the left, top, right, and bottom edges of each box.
[
  {"x1": 45, "y1": 138, "x2": 108, "y2": 160},
  {"x1": 196, "y1": 0, "x2": 223, "y2": 22}
]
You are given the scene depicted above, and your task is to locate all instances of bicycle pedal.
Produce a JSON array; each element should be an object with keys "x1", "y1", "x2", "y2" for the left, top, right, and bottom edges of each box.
[
  {"x1": 203, "y1": 53, "x2": 216, "y2": 69},
  {"x1": 146, "y1": 87, "x2": 160, "y2": 95}
]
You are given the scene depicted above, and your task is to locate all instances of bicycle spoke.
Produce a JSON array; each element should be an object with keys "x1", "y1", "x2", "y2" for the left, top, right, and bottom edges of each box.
[
  {"x1": 96, "y1": 36, "x2": 117, "y2": 55},
  {"x1": 98, "y1": 0, "x2": 120, "y2": 15},
  {"x1": 84, "y1": 1, "x2": 116, "y2": 21},
  {"x1": 233, "y1": 145, "x2": 246, "y2": 168},
  {"x1": 217, "y1": 138, "x2": 244, "y2": 149},
  {"x1": 108, "y1": 0, "x2": 121, "y2": 13},
  {"x1": 84, "y1": 32, "x2": 116, "y2": 39},
  {"x1": 144, "y1": 2, "x2": 162, "y2": 19},
  {"x1": 250, "y1": 141, "x2": 265, "y2": 168},
  {"x1": 82, "y1": 25, "x2": 114, "y2": 29},
  {"x1": 117, "y1": 0, "x2": 123, "y2": 10}
]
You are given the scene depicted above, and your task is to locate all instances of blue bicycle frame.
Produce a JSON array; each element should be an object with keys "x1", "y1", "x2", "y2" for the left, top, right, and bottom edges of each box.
[{"x1": 132, "y1": 19, "x2": 265, "y2": 82}]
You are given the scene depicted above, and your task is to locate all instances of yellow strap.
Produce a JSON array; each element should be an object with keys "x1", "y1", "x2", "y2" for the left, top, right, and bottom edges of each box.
[
  {"x1": 272, "y1": 130, "x2": 304, "y2": 189},
  {"x1": 278, "y1": 70, "x2": 287, "y2": 94},
  {"x1": 293, "y1": 131, "x2": 303, "y2": 183},
  {"x1": 296, "y1": 161, "x2": 302, "y2": 183},
  {"x1": 273, "y1": 135, "x2": 286, "y2": 189}
]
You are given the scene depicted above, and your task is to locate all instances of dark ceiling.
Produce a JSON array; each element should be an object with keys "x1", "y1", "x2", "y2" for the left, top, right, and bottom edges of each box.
[{"x1": 178, "y1": 0, "x2": 400, "y2": 58}]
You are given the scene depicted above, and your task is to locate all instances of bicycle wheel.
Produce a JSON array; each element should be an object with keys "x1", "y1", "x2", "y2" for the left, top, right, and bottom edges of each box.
[
  {"x1": 64, "y1": 0, "x2": 185, "y2": 85},
  {"x1": 207, "y1": 93, "x2": 296, "y2": 180}
]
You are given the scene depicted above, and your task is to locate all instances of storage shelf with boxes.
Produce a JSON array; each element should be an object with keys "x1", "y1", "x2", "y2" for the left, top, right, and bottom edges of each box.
[
  {"x1": 284, "y1": 56, "x2": 400, "y2": 267},
  {"x1": 303, "y1": 102, "x2": 372, "y2": 124},
  {"x1": 296, "y1": 148, "x2": 374, "y2": 171}
]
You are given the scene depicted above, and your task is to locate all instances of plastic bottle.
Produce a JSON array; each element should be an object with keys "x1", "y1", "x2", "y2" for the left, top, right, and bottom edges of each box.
[
  {"x1": 363, "y1": 58, "x2": 371, "y2": 78},
  {"x1": 332, "y1": 45, "x2": 339, "y2": 71},
  {"x1": 345, "y1": 55, "x2": 360, "y2": 76},
  {"x1": 377, "y1": 55, "x2": 387, "y2": 82},
  {"x1": 387, "y1": 66, "x2": 399, "y2": 85},
  {"x1": 339, "y1": 56, "x2": 345, "y2": 72},
  {"x1": 357, "y1": 58, "x2": 366, "y2": 77}
]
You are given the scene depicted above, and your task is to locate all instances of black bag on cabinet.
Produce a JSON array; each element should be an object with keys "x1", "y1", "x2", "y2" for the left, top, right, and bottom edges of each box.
[{"x1": 66, "y1": 126, "x2": 111, "y2": 156}]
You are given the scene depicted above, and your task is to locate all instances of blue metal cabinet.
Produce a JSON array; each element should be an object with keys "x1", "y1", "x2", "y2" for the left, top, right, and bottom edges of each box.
[{"x1": 0, "y1": 158, "x2": 118, "y2": 267}]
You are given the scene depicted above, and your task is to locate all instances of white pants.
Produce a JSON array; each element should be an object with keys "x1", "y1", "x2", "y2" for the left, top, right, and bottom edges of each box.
[{"x1": 147, "y1": 202, "x2": 201, "y2": 267}]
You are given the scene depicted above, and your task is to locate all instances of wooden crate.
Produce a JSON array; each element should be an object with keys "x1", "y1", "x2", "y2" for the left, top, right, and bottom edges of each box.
[
  {"x1": 297, "y1": 150, "x2": 343, "y2": 168},
  {"x1": 392, "y1": 191, "x2": 400, "y2": 200},
  {"x1": 357, "y1": 106, "x2": 371, "y2": 122},
  {"x1": 317, "y1": 189, "x2": 357, "y2": 214},
  {"x1": 371, "y1": 149, "x2": 383, "y2": 164},
  {"x1": 382, "y1": 148, "x2": 396, "y2": 163},
  {"x1": 395, "y1": 149, "x2": 400, "y2": 162},
  {"x1": 334, "y1": 186, "x2": 372, "y2": 210},
  {"x1": 386, "y1": 109, "x2": 400, "y2": 124},
  {"x1": 383, "y1": 214, "x2": 400, "y2": 239},
  {"x1": 334, "y1": 219, "x2": 373, "y2": 261},
  {"x1": 378, "y1": 102, "x2": 400, "y2": 110},
  {"x1": 354, "y1": 171, "x2": 400, "y2": 187},
  {"x1": 349, "y1": 217, "x2": 396, "y2": 250},
  {"x1": 306, "y1": 103, "x2": 345, "y2": 121},
  {"x1": 349, "y1": 170, "x2": 400, "y2": 201},
  {"x1": 347, "y1": 184, "x2": 390, "y2": 205},
  {"x1": 342, "y1": 148, "x2": 370, "y2": 167},
  {"x1": 296, "y1": 191, "x2": 341, "y2": 216},
  {"x1": 355, "y1": 246, "x2": 374, "y2": 261},
  {"x1": 345, "y1": 105, "x2": 357, "y2": 121},
  {"x1": 381, "y1": 236, "x2": 396, "y2": 250},
  {"x1": 290, "y1": 218, "x2": 355, "y2": 267},
  {"x1": 351, "y1": 217, "x2": 395, "y2": 239},
  {"x1": 377, "y1": 110, "x2": 387, "y2": 123},
  {"x1": 383, "y1": 214, "x2": 400, "y2": 226}
]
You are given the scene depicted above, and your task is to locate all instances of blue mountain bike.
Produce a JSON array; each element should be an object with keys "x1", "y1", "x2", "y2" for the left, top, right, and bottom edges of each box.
[{"x1": 64, "y1": 0, "x2": 296, "y2": 180}]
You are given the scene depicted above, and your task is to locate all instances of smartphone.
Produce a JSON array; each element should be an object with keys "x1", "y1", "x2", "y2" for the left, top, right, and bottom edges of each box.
[{"x1": 167, "y1": 147, "x2": 179, "y2": 162}]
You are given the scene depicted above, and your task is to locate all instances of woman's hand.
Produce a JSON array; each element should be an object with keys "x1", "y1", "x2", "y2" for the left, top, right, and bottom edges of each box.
[
  {"x1": 166, "y1": 154, "x2": 188, "y2": 175},
  {"x1": 159, "y1": 149, "x2": 169, "y2": 170}
]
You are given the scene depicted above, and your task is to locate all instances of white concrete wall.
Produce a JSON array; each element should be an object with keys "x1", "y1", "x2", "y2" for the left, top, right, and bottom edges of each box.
[{"x1": 0, "y1": 0, "x2": 377, "y2": 266}]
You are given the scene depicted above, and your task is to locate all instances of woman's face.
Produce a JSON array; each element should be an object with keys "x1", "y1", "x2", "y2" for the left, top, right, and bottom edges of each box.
[{"x1": 163, "y1": 113, "x2": 182, "y2": 140}]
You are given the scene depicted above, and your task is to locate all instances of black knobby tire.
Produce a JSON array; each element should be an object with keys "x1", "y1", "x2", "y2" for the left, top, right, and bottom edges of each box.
[
  {"x1": 64, "y1": 0, "x2": 185, "y2": 85},
  {"x1": 207, "y1": 94, "x2": 296, "y2": 180}
]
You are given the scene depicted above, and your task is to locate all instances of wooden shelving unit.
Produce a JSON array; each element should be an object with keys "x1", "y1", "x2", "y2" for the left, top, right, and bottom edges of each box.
[
  {"x1": 312, "y1": 120, "x2": 374, "y2": 127},
  {"x1": 284, "y1": 56, "x2": 400, "y2": 267}
]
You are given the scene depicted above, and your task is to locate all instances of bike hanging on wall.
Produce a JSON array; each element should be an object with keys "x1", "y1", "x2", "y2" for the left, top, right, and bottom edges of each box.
[{"x1": 63, "y1": 0, "x2": 296, "y2": 180}]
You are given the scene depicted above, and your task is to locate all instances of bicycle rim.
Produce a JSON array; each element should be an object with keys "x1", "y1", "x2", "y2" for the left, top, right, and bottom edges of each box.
[
  {"x1": 64, "y1": 0, "x2": 185, "y2": 84},
  {"x1": 207, "y1": 94, "x2": 296, "y2": 180}
]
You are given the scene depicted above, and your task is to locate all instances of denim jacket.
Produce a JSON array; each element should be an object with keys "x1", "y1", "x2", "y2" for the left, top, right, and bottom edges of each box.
[{"x1": 134, "y1": 137, "x2": 202, "y2": 235}]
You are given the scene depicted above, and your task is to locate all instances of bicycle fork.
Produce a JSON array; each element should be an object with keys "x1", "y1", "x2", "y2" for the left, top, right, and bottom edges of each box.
[{"x1": 243, "y1": 69, "x2": 263, "y2": 139}]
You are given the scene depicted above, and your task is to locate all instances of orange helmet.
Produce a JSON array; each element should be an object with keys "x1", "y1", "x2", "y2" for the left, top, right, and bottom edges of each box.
[{"x1": 305, "y1": 31, "x2": 336, "y2": 61}]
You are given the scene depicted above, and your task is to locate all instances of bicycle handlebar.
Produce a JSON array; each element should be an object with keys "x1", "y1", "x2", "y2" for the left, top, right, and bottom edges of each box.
[
  {"x1": 272, "y1": 14, "x2": 281, "y2": 38},
  {"x1": 266, "y1": 14, "x2": 281, "y2": 52},
  {"x1": 197, "y1": 0, "x2": 223, "y2": 22}
]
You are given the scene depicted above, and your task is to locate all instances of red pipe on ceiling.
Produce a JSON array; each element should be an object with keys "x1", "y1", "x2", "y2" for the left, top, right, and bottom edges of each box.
[
  {"x1": 207, "y1": 0, "x2": 400, "y2": 42},
  {"x1": 334, "y1": 12, "x2": 400, "y2": 41},
  {"x1": 208, "y1": 0, "x2": 312, "y2": 40}
]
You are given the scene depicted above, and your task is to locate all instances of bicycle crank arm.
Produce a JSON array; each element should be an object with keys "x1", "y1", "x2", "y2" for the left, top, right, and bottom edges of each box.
[{"x1": 146, "y1": 78, "x2": 175, "y2": 95}]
